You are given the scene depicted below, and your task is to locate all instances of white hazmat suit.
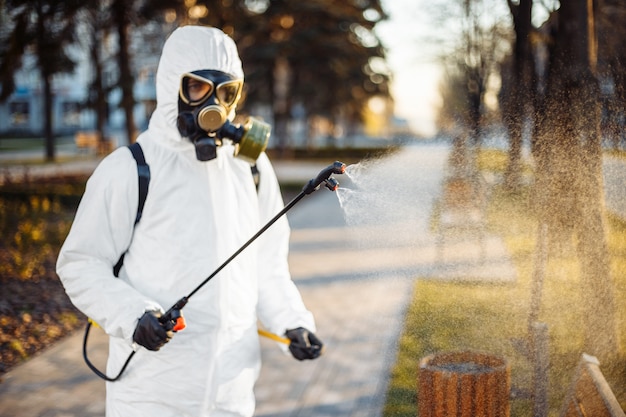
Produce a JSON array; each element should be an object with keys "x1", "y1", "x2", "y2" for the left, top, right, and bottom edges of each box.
[{"x1": 56, "y1": 26, "x2": 316, "y2": 417}]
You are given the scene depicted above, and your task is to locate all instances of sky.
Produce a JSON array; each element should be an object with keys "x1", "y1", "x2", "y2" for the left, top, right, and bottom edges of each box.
[
  {"x1": 375, "y1": 0, "x2": 443, "y2": 138},
  {"x1": 375, "y1": 1, "x2": 553, "y2": 138}
]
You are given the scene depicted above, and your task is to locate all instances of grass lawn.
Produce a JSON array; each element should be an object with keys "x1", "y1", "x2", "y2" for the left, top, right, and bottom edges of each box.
[
  {"x1": 0, "y1": 136, "x2": 74, "y2": 151},
  {"x1": 383, "y1": 149, "x2": 626, "y2": 416},
  {"x1": 0, "y1": 136, "x2": 90, "y2": 166}
]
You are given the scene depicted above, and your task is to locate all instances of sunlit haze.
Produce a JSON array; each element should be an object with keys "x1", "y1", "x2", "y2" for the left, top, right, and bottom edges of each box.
[{"x1": 376, "y1": 0, "x2": 443, "y2": 138}]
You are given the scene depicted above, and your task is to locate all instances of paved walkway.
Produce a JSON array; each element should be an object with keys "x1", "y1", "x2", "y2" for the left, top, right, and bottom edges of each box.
[{"x1": 9, "y1": 143, "x2": 626, "y2": 416}]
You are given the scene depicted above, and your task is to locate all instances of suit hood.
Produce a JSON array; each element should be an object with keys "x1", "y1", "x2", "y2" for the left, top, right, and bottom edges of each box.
[{"x1": 147, "y1": 26, "x2": 244, "y2": 145}]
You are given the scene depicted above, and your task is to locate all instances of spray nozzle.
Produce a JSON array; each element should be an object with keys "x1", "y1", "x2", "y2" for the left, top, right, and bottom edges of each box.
[
  {"x1": 302, "y1": 161, "x2": 346, "y2": 194},
  {"x1": 324, "y1": 178, "x2": 339, "y2": 191}
]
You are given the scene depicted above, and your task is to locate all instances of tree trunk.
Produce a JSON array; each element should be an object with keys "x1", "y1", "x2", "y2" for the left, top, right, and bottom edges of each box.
[
  {"x1": 90, "y1": 27, "x2": 107, "y2": 144},
  {"x1": 113, "y1": 0, "x2": 136, "y2": 144},
  {"x1": 272, "y1": 57, "x2": 291, "y2": 156},
  {"x1": 503, "y1": 0, "x2": 533, "y2": 191},
  {"x1": 467, "y1": 72, "x2": 482, "y2": 147},
  {"x1": 37, "y1": 5, "x2": 55, "y2": 163},
  {"x1": 42, "y1": 73, "x2": 55, "y2": 162},
  {"x1": 534, "y1": 0, "x2": 619, "y2": 359}
]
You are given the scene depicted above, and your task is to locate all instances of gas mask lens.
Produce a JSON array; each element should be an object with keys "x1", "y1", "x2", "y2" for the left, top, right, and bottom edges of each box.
[
  {"x1": 182, "y1": 77, "x2": 212, "y2": 105},
  {"x1": 179, "y1": 73, "x2": 243, "y2": 110},
  {"x1": 216, "y1": 81, "x2": 242, "y2": 107}
]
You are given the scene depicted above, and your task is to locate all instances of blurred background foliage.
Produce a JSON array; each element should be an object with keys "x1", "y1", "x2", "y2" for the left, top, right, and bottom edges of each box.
[
  {"x1": 0, "y1": 181, "x2": 86, "y2": 373},
  {"x1": 0, "y1": 0, "x2": 392, "y2": 155}
]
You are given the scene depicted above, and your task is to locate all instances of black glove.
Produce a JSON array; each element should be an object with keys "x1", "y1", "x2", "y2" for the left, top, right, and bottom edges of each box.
[
  {"x1": 285, "y1": 327, "x2": 324, "y2": 360},
  {"x1": 133, "y1": 311, "x2": 173, "y2": 351}
]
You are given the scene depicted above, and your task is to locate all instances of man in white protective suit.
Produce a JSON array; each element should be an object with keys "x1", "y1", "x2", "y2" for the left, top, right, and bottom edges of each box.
[{"x1": 56, "y1": 25, "x2": 323, "y2": 417}]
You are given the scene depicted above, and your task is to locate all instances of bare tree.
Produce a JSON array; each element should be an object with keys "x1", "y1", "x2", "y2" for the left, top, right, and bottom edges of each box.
[
  {"x1": 77, "y1": 2, "x2": 111, "y2": 148},
  {"x1": 111, "y1": 0, "x2": 136, "y2": 144},
  {"x1": 434, "y1": 0, "x2": 510, "y2": 146},
  {"x1": 501, "y1": 0, "x2": 534, "y2": 191},
  {"x1": 533, "y1": 0, "x2": 619, "y2": 359},
  {"x1": 597, "y1": 0, "x2": 626, "y2": 150}
]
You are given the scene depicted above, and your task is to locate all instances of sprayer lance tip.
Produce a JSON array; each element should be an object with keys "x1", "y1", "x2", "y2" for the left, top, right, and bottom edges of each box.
[
  {"x1": 333, "y1": 161, "x2": 346, "y2": 174},
  {"x1": 324, "y1": 178, "x2": 339, "y2": 191}
]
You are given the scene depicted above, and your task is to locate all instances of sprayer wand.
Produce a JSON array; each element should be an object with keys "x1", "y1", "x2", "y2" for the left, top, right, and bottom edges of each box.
[
  {"x1": 159, "y1": 161, "x2": 346, "y2": 332},
  {"x1": 86, "y1": 161, "x2": 345, "y2": 381}
]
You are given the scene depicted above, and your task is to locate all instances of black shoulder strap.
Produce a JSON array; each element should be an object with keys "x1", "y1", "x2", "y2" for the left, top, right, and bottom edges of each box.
[
  {"x1": 113, "y1": 142, "x2": 150, "y2": 277},
  {"x1": 251, "y1": 163, "x2": 260, "y2": 191},
  {"x1": 128, "y1": 142, "x2": 150, "y2": 224}
]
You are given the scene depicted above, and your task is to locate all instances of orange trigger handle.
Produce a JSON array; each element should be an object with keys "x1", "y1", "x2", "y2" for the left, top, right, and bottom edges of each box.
[
  {"x1": 173, "y1": 315, "x2": 186, "y2": 332},
  {"x1": 159, "y1": 297, "x2": 189, "y2": 332}
]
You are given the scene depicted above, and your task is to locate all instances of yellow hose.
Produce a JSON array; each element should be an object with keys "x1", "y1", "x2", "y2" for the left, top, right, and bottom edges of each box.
[
  {"x1": 92, "y1": 318, "x2": 289, "y2": 345},
  {"x1": 257, "y1": 328, "x2": 290, "y2": 345}
]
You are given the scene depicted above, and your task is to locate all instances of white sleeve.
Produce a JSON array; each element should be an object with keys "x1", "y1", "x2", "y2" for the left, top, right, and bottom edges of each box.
[
  {"x1": 56, "y1": 148, "x2": 163, "y2": 344},
  {"x1": 254, "y1": 153, "x2": 316, "y2": 336}
]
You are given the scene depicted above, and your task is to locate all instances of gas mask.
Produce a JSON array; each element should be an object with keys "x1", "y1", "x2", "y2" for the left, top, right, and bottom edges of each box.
[{"x1": 177, "y1": 69, "x2": 270, "y2": 162}]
